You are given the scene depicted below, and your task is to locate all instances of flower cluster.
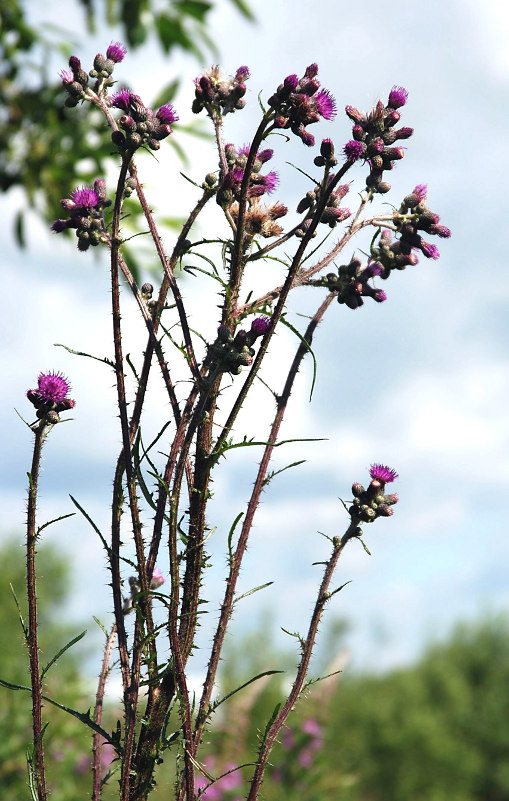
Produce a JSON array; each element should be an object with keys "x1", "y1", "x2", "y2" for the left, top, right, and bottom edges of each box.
[
  {"x1": 27, "y1": 372, "x2": 75, "y2": 422},
  {"x1": 316, "y1": 258, "x2": 386, "y2": 308},
  {"x1": 210, "y1": 316, "x2": 271, "y2": 375},
  {"x1": 51, "y1": 179, "x2": 110, "y2": 251},
  {"x1": 192, "y1": 65, "x2": 250, "y2": 117},
  {"x1": 296, "y1": 170, "x2": 351, "y2": 231},
  {"x1": 343, "y1": 85, "x2": 414, "y2": 193},
  {"x1": 370, "y1": 185, "x2": 451, "y2": 276},
  {"x1": 60, "y1": 42, "x2": 127, "y2": 107},
  {"x1": 110, "y1": 89, "x2": 178, "y2": 153},
  {"x1": 217, "y1": 143, "x2": 278, "y2": 207},
  {"x1": 350, "y1": 464, "x2": 399, "y2": 523},
  {"x1": 268, "y1": 63, "x2": 336, "y2": 146},
  {"x1": 230, "y1": 199, "x2": 288, "y2": 239}
]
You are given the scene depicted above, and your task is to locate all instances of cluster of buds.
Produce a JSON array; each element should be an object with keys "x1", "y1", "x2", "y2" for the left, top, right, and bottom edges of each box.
[
  {"x1": 370, "y1": 185, "x2": 451, "y2": 276},
  {"x1": 350, "y1": 464, "x2": 399, "y2": 523},
  {"x1": 192, "y1": 65, "x2": 250, "y2": 117},
  {"x1": 230, "y1": 199, "x2": 288, "y2": 239},
  {"x1": 26, "y1": 371, "x2": 75, "y2": 424},
  {"x1": 217, "y1": 143, "x2": 278, "y2": 206},
  {"x1": 268, "y1": 63, "x2": 336, "y2": 146},
  {"x1": 110, "y1": 89, "x2": 178, "y2": 153},
  {"x1": 51, "y1": 179, "x2": 110, "y2": 251},
  {"x1": 296, "y1": 169, "x2": 351, "y2": 232},
  {"x1": 313, "y1": 258, "x2": 386, "y2": 309},
  {"x1": 209, "y1": 316, "x2": 271, "y2": 375},
  {"x1": 59, "y1": 42, "x2": 127, "y2": 107},
  {"x1": 343, "y1": 86, "x2": 413, "y2": 193}
]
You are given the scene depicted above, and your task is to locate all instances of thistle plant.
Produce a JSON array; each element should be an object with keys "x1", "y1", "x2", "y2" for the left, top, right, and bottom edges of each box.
[{"x1": 9, "y1": 41, "x2": 450, "y2": 801}]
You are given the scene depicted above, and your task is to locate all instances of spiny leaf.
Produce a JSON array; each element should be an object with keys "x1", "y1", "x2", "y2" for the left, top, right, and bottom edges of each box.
[
  {"x1": 227, "y1": 512, "x2": 244, "y2": 563},
  {"x1": 54, "y1": 343, "x2": 114, "y2": 368},
  {"x1": 10, "y1": 583, "x2": 28, "y2": 640},
  {"x1": 212, "y1": 670, "x2": 283, "y2": 711},
  {"x1": 262, "y1": 459, "x2": 306, "y2": 488},
  {"x1": 69, "y1": 495, "x2": 110, "y2": 557},
  {"x1": 233, "y1": 581, "x2": 273, "y2": 605},
  {"x1": 41, "y1": 630, "x2": 87, "y2": 679},
  {"x1": 37, "y1": 512, "x2": 75, "y2": 537}
]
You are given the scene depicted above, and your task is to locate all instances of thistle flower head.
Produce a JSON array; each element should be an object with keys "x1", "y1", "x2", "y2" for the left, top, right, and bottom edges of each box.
[
  {"x1": 106, "y1": 41, "x2": 127, "y2": 63},
  {"x1": 343, "y1": 140, "x2": 366, "y2": 162},
  {"x1": 156, "y1": 103, "x2": 179, "y2": 125},
  {"x1": 27, "y1": 371, "x2": 76, "y2": 416},
  {"x1": 388, "y1": 85, "x2": 408, "y2": 109},
  {"x1": 369, "y1": 463, "x2": 398, "y2": 484},
  {"x1": 71, "y1": 186, "x2": 100, "y2": 209}
]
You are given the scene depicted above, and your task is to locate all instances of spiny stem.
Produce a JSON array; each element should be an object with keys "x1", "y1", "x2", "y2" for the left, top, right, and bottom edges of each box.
[{"x1": 26, "y1": 421, "x2": 49, "y2": 801}]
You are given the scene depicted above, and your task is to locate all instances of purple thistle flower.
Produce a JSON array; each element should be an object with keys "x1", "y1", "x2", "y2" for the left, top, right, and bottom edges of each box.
[
  {"x1": 250, "y1": 316, "x2": 271, "y2": 337},
  {"x1": 51, "y1": 219, "x2": 70, "y2": 233},
  {"x1": 110, "y1": 88, "x2": 132, "y2": 111},
  {"x1": 27, "y1": 371, "x2": 75, "y2": 413},
  {"x1": 369, "y1": 463, "x2": 398, "y2": 483},
  {"x1": 235, "y1": 65, "x2": 250, "y2": 81},
  {"x1": 430, "y1": 224, "x2": 451, "y2": 238},
  {"x1": 283, "y1": 73, "x2": 299, "y2": 91},
  {"x1": 413, "y1": 184, "x2": 427, "y2": 203},
  {"x1": 388, "y1": 85, "x2": 408, "y2": 109},
  {"x1": 420, "y1": 240, "x2": 440, "y2": 259},
  {"x1": 106, "y1": 41, "x2": 127, "y2": 63},
  {"x1": 257, "y1": 148, "x2": 273, "y2": 163},
  {"x1": 260, "y1": 170, "x2": 278, "y2": 193},
  {"x1": 343, "y1": 139, "x2": 366, "y2": 162},
  {"x1": 59, "y1": 69, "x2": 74, "y2": 85},
  {"x1": 373, "y1": 289, "x2": 387, "y2": 302},
  {"x1": 71, "y1": 186, "x2": 100, "y2": 209},
  {"x1": 156, "y1": 103, "x2": 179, "y2": 125},
  {"x1": 314, "y1": 89, "x2": 337, "y2": 120}
]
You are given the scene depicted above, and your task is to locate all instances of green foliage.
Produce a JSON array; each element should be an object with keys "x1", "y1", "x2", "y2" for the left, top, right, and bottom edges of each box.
[
  {"x1": 0, "y1": 538, "x2": 94, "y2": 801},
  {"x1": 0, "y1": 0, "x2": 253, "y2": 246},
  {"x1": 328, "y1": 615, "x2": 509, "y2": 801}
]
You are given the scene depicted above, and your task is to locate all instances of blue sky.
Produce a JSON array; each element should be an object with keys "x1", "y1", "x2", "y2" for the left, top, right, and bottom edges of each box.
[{"x1": 2, "y1": 0, "x2": 509, "y2": 679}]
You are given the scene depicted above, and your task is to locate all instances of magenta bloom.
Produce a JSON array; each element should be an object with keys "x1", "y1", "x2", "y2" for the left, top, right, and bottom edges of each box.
[
  {"x1": 370, "y1": 463, "x2": 398, "y2": 483},
  {"x1": 106, "y1": 41, "x2": 127, "y2": 63},
  {"x1": 110, "y1": 88, "x2": 132, "y2": 111},
  {"x1": 27, "y1": 371, "x2": 75, "y2": 414},
  {"x1": 388, "y1": 85, "x2": 408, "y2": 109},
  {"x1": 343, "y1": 140, "x2": 366, "y2": 162},
  {"x1": 315, "y1": 89, "x2": 337, "y2": 120},
  {"x1": 156, "y1": 103, "x2": 179, "y2": 125},
  {"x1": 70, "y1": 186, "x2": 100, "y2": 209},
  {"x1": 250, "y1": 316, "x2": 271, "y2": 337},
  {"x1": 59, "y1": 69, "x2": 74, "y2": 85},
  {"x1": 420, "y1": 240, "x2": 440, "y2": 259},
  {"x1": 150, "y1": 566, "x2": 165, "y2": 589}
]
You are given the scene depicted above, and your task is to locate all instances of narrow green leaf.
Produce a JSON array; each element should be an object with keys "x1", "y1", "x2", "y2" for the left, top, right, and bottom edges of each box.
[
  {"x1": 41, "y1": 630, "x2": 87, "y2": 679},
  {"x1": 233, "y1": 581, "x2": 273, "y2": 605},
  {"x1": 212, "y1": 670, "x2": 282, "y2": 711},
  {"x1": 227, "y1": 512, "x2": 244, "y2": 563},
  {"x1": 261, "y1": 701, "x2": 281, "y2": 742},
  {"x1": 358, "y1": 537, "x2": 372, "y2": 556},
  {"x1": 37, "y1": 512, "x2": 75, "y2": 537},
  {"x1": 54, "y1": 343, "x2": 114, "y2": 368},
  {"x1": 10, "y1": 583, "x2": 28, "y2": 640},
  {"x1": 69, "y1": 495, "x2": 110, "y2": 557}
]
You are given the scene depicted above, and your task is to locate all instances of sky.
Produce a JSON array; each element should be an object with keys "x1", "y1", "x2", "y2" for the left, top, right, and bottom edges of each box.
[{"x1": 2, "y1": 0, "x2": 509, "y2": 681}]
